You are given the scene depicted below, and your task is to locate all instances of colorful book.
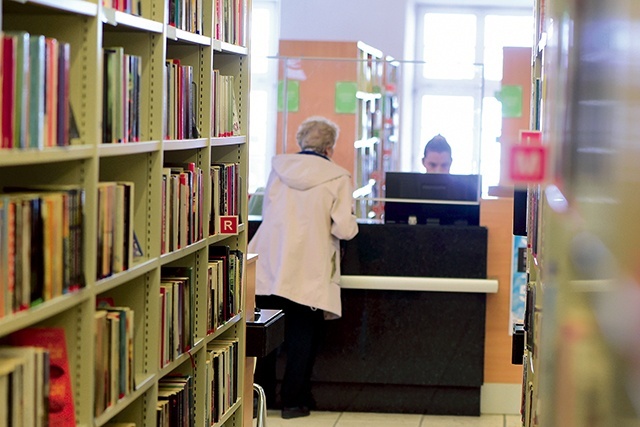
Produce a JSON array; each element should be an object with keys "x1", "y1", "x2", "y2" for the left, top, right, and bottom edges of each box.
[
  {"x1": 10, "y1": 327, "x2": 76, "y2": 426},
  {"x1": 29, "y1": 35, "x2": 46, "y2": 149},
  {"x1": 5, "y1": 31, "x2": 30, "y2": 149},
  {"x1": 2, "y1": 35, "x2": 17, "y2": 148}
]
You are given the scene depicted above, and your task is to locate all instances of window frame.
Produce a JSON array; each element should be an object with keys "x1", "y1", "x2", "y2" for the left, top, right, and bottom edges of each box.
[
  {"x1": 249, "y1": 0, "x2": 281, "y2": 193},
  {"x1": 413, "y1": 4, "x2": 533, "y2": 193}
]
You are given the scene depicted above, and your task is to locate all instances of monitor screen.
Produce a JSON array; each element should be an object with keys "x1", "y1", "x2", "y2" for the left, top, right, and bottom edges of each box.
[{"x1": 384, "y1": 172, "x2": 481, "y2": 226}]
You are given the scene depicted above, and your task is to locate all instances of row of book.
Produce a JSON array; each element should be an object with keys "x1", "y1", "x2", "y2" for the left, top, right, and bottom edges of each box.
[
  {"x1": 0, "y1": 328, "x2": 76, "y2": 427},
  {"x1": 97, "y1": 182, "x2": 135, "y2": 280},
  {"x1": 2, "y1": 32, "x2": 74, "y2": 149},
  {"x1": 159, "y1": 267, "x2": 196, "y2": 368},
  {"x1": 0, "y1": 187, "x2": 85, "y2": 318},
  {"x1": 212, "y1": 72, "x2": 240, "y2": 138},
  {"x1": 157, "y1": 375, "x2": 194, "y2": 426},
  {"x1": 169, "y1": 0, "x2": 203, "y2": 36},
  {"x1": 205, "y1": 338, "x2": 239, "y2": 424},
  {"x1": 164, "y1": 68, "x2": 241, "y2": 141},
  {"x1": 160, "y1": 162, "x2": 240, "y2": 255},
  {"x1": 158, "y1": 248, "x2": 243, "y2": 369},
  {"x1": 161, "y1": 163, "x2": 205, "y2": 255},
  {"x1": 166, "y1": 0, "x2": 246, "y2": 44},
  {"x1": 94, "y1": 298, "x2": 136, "y2": 417},
  {"x1": 215, "y1": 0, "x2": 247, "y2": 47},
  {"x1": 103, "y1": 0, "x2": 142, "y2": 16},
  {"x1": 209, "y1": 246, "x2": 243, "y2": 332},
  {"x1": 165, "y1": 59, "x2": 199, "y2": 141},
  {"x1": 210, "y1": 162, "x2": 241, "y2": 235},
  {"x1": 103, "y1": 47, "x2": 142, "y2": 144}
]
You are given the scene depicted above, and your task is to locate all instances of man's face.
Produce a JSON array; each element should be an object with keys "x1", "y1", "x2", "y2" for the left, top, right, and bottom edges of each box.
[{"x1": 422, "y1": 151, "x2": 452, "y2": 174}]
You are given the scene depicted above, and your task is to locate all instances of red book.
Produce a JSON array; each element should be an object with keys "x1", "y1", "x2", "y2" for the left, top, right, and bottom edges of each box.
[
  {"x1": 10, "y1": 327, "x2": 77, "y2": 427},
  {"x1": 2, "y1": 35, "x2": 17, "y2": 148}
]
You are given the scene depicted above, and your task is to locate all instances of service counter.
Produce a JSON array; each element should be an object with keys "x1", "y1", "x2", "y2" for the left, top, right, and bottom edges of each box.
[{"x1": 248, "y1": 220, "x2": 497, "y2": 416}]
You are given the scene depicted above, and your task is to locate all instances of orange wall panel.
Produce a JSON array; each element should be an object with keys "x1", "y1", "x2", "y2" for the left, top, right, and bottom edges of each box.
[
  {"x1": 276, "y1": 40, "x2": 359, "y2": 174},
  {"x1": 481, "y1": 197, "x2": 522, "y2": 383}
]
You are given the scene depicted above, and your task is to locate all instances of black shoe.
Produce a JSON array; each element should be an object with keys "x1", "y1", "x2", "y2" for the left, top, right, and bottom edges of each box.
[{"x1": 281, "y1": 406, "x2": 310, "y2": 419}]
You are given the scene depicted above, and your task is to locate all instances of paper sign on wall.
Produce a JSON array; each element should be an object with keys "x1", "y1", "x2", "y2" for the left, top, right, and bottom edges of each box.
[
  {"x1": 500, "y1": 85, "x2": 523, "y2": 118},
  {"x1": 277, "y1": 80, "x2": 300, "y2": 112},
  {"x1": 335, "y1": 81, "x2": 358, "y2": 114}
]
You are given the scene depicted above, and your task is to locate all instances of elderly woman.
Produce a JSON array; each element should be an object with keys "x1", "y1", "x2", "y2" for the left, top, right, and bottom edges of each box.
[{"x1": 248, "y1": 116, "x2": 358, "y2": 419}]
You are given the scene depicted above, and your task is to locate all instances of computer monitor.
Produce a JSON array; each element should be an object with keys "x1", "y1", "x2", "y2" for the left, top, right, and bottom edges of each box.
[{"x1": 383, "y1": 172, "x2": 481, "y2": 226}]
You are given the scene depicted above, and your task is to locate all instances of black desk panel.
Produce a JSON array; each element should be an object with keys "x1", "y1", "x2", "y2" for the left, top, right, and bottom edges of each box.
[
  {"x1": 250, "y1": 220, "x2": 490, "y2": 415},
  {"x1": 341, "y1": 223, "x2": 488, "y2": 278}
]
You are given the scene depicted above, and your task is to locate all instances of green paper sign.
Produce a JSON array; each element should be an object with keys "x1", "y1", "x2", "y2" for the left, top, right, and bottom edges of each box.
[
  {"x1": 335, "y1": 81, "x2": 358, "y2": 114},
  {"x1": 277, "y1": 80, "x2": 300, "y2": 112},
  {"x1": 500, "y1": 85, "x2": 523, "y2": 118}
]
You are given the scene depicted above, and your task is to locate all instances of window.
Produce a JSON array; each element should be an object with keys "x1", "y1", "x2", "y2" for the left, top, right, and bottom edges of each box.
[
  {"x1": 413, "y1": 5, "x2": 534, "y2": 195},
  {"x1": 249, "y1": 0, "x2": 280, "y2": 194}
]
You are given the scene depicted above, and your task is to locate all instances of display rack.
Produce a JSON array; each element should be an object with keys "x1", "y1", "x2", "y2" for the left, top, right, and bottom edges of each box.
[
  {"x1": 0, "y1": 0, "x2": 251, "y2": 425},
  {"x1": 352, "y1": 41, "x2": 383, "y2": 220},
  {"x1": 273, "y1": 40, "x2": 399, "y2": 221},
  {"x1": 522, "y1": 0, "x2": 640, "y2": 425}
]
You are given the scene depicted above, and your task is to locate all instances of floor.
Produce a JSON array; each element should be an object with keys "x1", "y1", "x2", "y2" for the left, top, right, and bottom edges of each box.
[{"x1": 256, "y1": 410, "x2": 522, "y2": 427}]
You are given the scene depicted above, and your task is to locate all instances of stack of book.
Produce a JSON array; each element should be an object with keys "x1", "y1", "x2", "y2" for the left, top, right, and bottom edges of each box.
[
  {"x1": 157, "y1": 374, "x2": 194, "y2": 426},
  {"x1": 159, "y1": 266, "x2": 195, "y2": 368},
  {"x1": 94, "y1": 299, "x2": 136, "y2": 417},
  {"x1": 164, "y1": 60, "x2": 199, "y2": 141},
  {"x1": 102, "y1": 0, "x2": 142, "y2": 16},
  {"x1": 102, "y1": 47, "x2": 142, "y2": 144},
  {"x1": 209, "y1": 162, "x2": 240, "y2": 235},
  {"x1": 161, "y1": 163, "x2": 204, "y2": 254},
  {"x1": 0, "y1": 186, "x2": 85, "y2": 316},
  {"x1": 212, "y1": 72, "x2": 240, "y2": 138},
  {"x1": 3, "y1": 327, "x2": 75, "y2": 426},
  {"x1": 168, "y1": 0, "x2": 203, "y2": 35},
  {"x1": 214, "y1": 0, "x2": 247, "y2": 46},
  {"x1": 205, "y1": 338, "x2": 239, "y2": 424},
  {"x1": 2, "y1": 32, "x2": 74, "y2": 149},
  {"x1": 96, "y1": 182, "x2": 135, "y2": 280},
  {"x1": 209, "y1": 246, "x2": 243, "y2": 328}
]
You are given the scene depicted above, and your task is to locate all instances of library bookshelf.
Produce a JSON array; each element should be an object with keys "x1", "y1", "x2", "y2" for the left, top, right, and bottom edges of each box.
[
  {"x1": 0, "y1": 0, "x2": 251, "y2": 426},
  {"x1": 520, "y1": 0, "x2": 640, "y2": 426}
]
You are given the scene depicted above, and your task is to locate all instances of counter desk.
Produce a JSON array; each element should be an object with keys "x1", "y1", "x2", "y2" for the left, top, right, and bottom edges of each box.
[{"x1": 249, "y1": 220, "x2": 497, "y2": 416}]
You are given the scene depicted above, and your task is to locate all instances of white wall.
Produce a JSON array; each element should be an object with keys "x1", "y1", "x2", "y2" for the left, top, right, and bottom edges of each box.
[
  {"x1": 279, "y1": 0, "x2": 410, "y2": 60},
  {"x1": 278, "y1": 0, "x2": 532, "y2": 61}
]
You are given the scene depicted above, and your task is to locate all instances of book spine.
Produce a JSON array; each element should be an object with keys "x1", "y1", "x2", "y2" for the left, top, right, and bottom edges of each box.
[
  {"x1": 44, "y1": 38, "x2": 59, "y2": 148},
  {"x1": 6, "y1": 200, "x2": 16, "y2": 315},
  {"x1": 57, "y1": 42, "x2": 70, "y2": 146},
  {"x1": 29, "y1": 35, "x2": 46, "y2": 149},
  {"x1": 2, "y1": 36, "x2": 17, "y2": 149}
]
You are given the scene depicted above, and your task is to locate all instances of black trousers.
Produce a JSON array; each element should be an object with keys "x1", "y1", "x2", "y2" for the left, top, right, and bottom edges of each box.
[{"x1": 254, "y1": 295, "x2": 325, "y2": 409}]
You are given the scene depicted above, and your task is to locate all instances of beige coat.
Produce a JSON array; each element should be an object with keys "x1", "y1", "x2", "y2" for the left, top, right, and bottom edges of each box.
[{"x1": 248, "y1": 153, "x2": 359, "y2": 319}]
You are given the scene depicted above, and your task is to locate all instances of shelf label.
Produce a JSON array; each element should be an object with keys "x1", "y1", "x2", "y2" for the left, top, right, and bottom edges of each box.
[
  {"x1": 507, "y1": 130, "x2": 547, "y2": 184},
  {"x1": 219, "y1": 216, "x2": 239, "y2": 235}
]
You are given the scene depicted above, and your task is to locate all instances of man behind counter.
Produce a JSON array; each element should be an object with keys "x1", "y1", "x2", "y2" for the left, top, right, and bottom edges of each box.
[{"x1": 422, "y1": 134, "x2": 452, "y2": 174}]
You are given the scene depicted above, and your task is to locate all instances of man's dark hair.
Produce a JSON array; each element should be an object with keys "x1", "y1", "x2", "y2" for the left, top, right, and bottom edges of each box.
[{"x1": 423, "y1": 134, "x2": 452, "y2": 157}]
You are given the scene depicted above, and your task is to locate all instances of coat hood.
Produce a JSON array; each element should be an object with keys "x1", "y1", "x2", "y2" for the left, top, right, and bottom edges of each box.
[{"x1": 271, "y1": 153, "x2": 350, "y2": 191}]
